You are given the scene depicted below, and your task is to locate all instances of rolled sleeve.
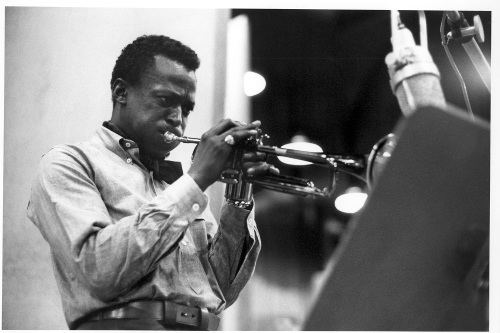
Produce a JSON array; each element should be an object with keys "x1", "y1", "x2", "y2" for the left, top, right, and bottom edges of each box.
[{"x1": 208, "y1": 202, "x2": 261, "y2": 308}]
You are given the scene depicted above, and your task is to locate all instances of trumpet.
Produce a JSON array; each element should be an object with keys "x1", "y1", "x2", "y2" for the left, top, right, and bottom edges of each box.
[{"x1": 164, "y1": 131, "x2": 397, "y2": 202}]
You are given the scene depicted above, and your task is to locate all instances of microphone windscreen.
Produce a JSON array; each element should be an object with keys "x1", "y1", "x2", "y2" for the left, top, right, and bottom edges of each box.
[
  {"x1": 393, "y1": 73, "x2": 446, "y2": 117},
  {"x1": 386, "y1": 45, "x2": 446, "y2": 117}
]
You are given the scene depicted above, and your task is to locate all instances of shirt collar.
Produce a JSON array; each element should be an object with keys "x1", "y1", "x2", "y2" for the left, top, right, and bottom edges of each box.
[{"x1": 98, "y1": 121, "x2": 183, "y2": 184}]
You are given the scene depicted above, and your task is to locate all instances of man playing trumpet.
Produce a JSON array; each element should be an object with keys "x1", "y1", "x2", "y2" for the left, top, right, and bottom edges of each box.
[{"x1": 27, "y1": 34, "x2": 279, "y2": 330}]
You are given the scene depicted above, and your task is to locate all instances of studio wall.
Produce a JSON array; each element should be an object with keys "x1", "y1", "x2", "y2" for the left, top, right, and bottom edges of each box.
[{"x1": 3, "y1": 7, "x2": 229, "y2": 329}]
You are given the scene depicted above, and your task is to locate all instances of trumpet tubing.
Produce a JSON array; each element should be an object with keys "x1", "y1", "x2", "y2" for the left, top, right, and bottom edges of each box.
[{"x1": 163, "y1": 130, "x2": 397, "y2": 198}]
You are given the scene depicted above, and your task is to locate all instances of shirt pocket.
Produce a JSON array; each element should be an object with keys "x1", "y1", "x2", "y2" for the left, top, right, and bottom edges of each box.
[{"x1": 179, "y1": 242, "x2": 211, "y2": 295}]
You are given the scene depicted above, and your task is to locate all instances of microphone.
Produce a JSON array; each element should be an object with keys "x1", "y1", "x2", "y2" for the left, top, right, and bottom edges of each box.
[{"x1": 385, "y1": 11, "x2": 446, "y2": 117}]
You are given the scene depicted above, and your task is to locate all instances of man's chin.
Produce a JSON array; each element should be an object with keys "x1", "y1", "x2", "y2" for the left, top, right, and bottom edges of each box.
[
  {"x1": 139, "y1": 142, "x2": 179, "y2": 160},
  {"x1": 148, "y1": 142, "x2": 179, "y2": 159}
]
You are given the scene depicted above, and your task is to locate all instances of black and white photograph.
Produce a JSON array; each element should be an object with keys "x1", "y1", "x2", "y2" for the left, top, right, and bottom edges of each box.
[{"x1": 2, "y1": 2, "x2": 494, "y2": 330}]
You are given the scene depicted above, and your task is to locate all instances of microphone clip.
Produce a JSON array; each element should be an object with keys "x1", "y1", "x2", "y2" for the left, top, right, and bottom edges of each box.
[{"x1": 446, "y1": 12, "x2": 485, "y2": 44}]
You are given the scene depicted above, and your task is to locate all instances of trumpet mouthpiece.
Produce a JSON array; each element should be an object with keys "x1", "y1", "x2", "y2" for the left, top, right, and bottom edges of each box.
[
  {"x1": 164, "y1": 131, "x2": 177, "y2": 142},
  {"x1": 163, "y1": 131, "x2": 200, "y2": 144}
]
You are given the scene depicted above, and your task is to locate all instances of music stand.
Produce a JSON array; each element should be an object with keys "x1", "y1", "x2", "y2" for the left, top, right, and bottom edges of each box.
[{"x1": 303, "y1": 105, "x2": 490, "y2": 331}]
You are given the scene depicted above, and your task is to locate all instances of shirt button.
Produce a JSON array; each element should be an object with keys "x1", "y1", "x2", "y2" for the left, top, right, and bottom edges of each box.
[
  {"x1": 192, "y1": 203, "x2": 200, "y2": 211},
  {"x1": 126, "y1": 158, "x2": 132, "y2": 164},
  {"x1": 181, "y1": 240, "x2": 187, "y2": 246},
  {"x1": 125, "y1": 142, "x2": 131, "y2": 148}
]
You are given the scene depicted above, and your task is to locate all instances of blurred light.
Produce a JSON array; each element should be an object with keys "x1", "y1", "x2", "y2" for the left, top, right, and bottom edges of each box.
[
  {"x1": 277, "y1": 140, "x2": 323, "y2": 166},
  {"x1": 225, "y1": 15, "x2": 251, "y2": 123},
  {"x1": 244, "y1": 71, "x2": 266, "y2": 96},
  {"x1": 335, "y1": 187, "x2": 368, "y2": 214}
]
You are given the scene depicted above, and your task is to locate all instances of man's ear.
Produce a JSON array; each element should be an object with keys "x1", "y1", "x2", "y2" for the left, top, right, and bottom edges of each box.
[{"x1": 112, "y1": 79, "x2": 129, "y2": 105}]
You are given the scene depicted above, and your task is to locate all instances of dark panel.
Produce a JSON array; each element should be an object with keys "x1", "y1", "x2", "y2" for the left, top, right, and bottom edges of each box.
[{"x1": 303, "y1": 105, "x2": 490, "y2": 331}]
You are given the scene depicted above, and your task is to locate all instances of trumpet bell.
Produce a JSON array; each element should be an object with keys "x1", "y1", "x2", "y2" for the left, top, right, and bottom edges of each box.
[{"x1": 366, "y1": 133, "x2": 398, "y2": 189}]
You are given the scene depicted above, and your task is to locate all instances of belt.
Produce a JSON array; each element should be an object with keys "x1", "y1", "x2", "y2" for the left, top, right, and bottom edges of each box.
[{"x1": 82, "y1": 300, "x2": 220, "y2": 331}]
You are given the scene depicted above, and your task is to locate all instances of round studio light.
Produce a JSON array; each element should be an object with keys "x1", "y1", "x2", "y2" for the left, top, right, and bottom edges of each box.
[
  {"x1": 244, "y1": 71, "x2": 266, "y2": 96},
  {"x1": 277, "y1": 142, "x2": 323, "y2": 166},
  {"x1": 335, "y1": 187, "x2": 368, "y2": 214}
]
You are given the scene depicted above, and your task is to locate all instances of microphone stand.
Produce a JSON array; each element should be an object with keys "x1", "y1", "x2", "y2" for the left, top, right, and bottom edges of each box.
[{"x1": 445, "y1": 11, "x2": 491, "y2": 93}]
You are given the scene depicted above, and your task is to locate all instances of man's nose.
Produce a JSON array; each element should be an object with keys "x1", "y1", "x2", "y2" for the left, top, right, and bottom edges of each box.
[{"x1": 166, "y1": 107, "x2": 182, "y2": 127}]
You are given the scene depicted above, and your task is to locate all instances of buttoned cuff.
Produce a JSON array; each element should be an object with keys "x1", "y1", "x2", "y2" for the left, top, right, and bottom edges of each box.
[
  {"x1": 220, "y1": 201, "x2": 256, "y2": 233},
  {"x1": 162, "y1": 174, "x2": 209, "y2": 221}
]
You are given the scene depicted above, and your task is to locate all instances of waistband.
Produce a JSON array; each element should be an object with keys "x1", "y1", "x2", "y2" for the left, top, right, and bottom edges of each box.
[{"x1": 77, "y1": 300, "x2": 220, "y2": 331}]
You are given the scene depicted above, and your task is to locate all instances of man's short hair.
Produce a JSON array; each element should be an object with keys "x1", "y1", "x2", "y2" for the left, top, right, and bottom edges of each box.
[{"x1": 111, "y1": 35, "x2": 200, "y2": 99}]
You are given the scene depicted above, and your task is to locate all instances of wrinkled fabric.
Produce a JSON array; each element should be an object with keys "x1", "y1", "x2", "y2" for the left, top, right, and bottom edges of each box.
[
  {"x1": 27, "y1": 126, "x2": 261, "y2": 329},
  {"x1": 102, "y1": 121, "x2": 184, "y2": 184}
]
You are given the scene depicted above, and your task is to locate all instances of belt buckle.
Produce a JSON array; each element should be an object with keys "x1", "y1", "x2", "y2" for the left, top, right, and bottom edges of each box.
[
  {"x1": 162, "y1": 301, "x2": 219, "y2": 331},
  {"x1": 172, "y1": 303, "x2": 201, "y2": 329}
]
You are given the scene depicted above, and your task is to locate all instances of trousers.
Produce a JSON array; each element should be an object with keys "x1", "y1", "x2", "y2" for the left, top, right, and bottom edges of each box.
[{"x1": 75, "y1": 318, "x2": 194, "y2": 330}]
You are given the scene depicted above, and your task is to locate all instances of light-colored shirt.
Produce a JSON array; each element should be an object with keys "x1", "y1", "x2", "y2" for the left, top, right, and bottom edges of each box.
[{"x1": 27, "y1": 126, "x2": 261, "y2": 329}]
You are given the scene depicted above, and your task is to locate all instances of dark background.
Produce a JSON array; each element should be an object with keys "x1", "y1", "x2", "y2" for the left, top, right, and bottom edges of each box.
[
  {"x1": 231, "y1": 9, "x2": 491, "y2": 280},
  {"x1": 234, "y1": 9, "x2": 491, "y2": 153}
]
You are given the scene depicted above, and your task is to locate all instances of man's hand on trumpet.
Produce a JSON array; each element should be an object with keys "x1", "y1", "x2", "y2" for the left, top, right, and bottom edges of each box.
[{"x1": 187, "y1": 119, "x2": 279, "y2": 192}]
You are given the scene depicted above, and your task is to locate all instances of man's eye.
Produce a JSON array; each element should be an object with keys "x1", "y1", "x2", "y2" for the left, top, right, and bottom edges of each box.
[{"x1": 159, "y1": 97, "x2": 174, "y2": 106}]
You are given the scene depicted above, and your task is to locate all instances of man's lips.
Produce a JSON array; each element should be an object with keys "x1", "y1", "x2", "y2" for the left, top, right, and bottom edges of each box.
[{"x1": 161, "y1": 127, "x2": 181, "y2": 137}]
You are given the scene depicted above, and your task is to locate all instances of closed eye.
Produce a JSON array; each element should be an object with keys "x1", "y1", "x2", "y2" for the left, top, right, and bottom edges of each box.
[
  {"x1": 182, "y1": 102, "x2": 195, "y2": 116},
  {"x1": 158, "y1": 95, "x2": 182, "y2": 108},
  {"x1": 156, "y1": 92, "x2": 194, "y2": 116}
]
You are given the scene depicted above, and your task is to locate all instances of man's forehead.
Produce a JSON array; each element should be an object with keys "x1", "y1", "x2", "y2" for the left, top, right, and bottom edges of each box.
[{"x1": 144, "y1": 55, "x2": 197, "y2": 89}]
